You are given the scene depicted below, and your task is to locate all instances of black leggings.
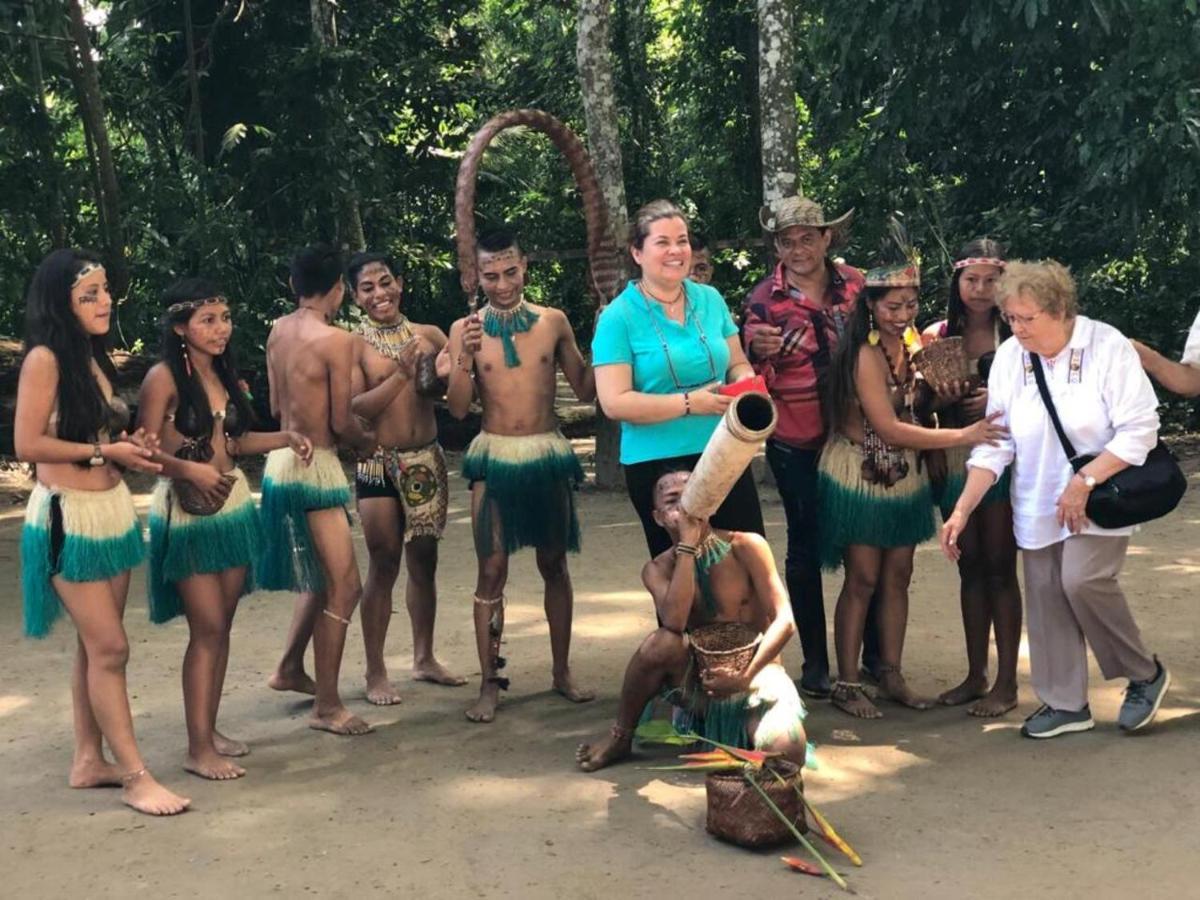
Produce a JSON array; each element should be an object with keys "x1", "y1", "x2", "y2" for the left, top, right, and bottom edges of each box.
[{"x1": 624, "y1": 453, "x2": 766, "y2": 558}]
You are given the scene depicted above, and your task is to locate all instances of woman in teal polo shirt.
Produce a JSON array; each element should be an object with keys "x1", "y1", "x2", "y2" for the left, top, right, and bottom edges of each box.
[{"x1": 593, "y1": 199, "x2": 765, "y2": 556}]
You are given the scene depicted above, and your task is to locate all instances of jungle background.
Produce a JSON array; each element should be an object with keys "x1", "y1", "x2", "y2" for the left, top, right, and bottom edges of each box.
[{"x1": 1, "y1": 0, "x2": 1198, "y2": 435}]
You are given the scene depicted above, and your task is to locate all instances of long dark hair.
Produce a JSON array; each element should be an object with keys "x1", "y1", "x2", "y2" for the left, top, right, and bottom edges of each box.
[
  {"x1": 945, "y1": 237, "x2": 1011, "y2": 340},
  {"x1": 24, "y1": 248, "x2": 118, "y2": 443},
  {"x1": 160, "y1": 278, "x2": 252, "y2": 438},
  {"x1": 823, "y1": 286, "x2": 891, "y2": 436}
]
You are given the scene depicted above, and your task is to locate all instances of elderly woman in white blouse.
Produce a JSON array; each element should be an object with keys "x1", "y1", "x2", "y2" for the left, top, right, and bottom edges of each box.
[{"x1": 940, "y1": 261, "x2": 1169, "y2": 740}]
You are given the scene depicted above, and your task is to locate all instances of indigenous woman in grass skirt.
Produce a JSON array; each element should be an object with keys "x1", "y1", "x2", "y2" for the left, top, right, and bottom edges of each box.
[
  {"x1": 922, "y1": 240, "x2": 1022, "y2": 717},
  {"x1": 817, "y1": 245, "x2": 1007, "y2": 719},
  {"x1": 137, "y1": 279, "x2": 312, "y2": 780},
  {"x1": 14, "y1": 249, "x2": 190, "y2": 816}
]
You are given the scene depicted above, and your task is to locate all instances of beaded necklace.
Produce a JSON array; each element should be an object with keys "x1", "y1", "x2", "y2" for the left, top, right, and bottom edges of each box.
[
  {"x1": 693, "y1": 530, "x2": 733, "y2": 618},
  {"x1": 483, "y1": 300, "x2": 540, "y2": 368},
  {"x1": 860, "y1": 337, "x2": 916, "y2": 487},
  {"x1": 357, "y1": 315, "x2": 416, "y2": 361}
]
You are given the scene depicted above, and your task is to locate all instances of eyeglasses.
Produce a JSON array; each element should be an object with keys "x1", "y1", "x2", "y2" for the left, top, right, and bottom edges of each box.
[
  {"x1": 639, "y1": 286, "x2": 718, "y2": 390},
  {"x1": 1001, "y1": 309, "x2": 1044, "y2": 328}
]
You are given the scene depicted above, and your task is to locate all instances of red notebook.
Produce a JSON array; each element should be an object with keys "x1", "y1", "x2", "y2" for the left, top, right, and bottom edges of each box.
[{"x1": 718, "y1": 375, "x2": 768, "y2": 397}]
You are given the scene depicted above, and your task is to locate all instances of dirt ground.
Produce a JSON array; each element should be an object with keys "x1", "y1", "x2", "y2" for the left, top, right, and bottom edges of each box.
[{"x1": 1, "y1": 450, "x2": 1196, "y2": 900}]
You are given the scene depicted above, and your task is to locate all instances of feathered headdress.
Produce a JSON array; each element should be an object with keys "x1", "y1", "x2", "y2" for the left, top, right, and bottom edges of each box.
[{"x1": 864, "y1": 216, "x2": 921, "y2": 288}]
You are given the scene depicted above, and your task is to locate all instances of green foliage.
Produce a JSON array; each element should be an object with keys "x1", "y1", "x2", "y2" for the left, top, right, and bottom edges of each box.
[
  {"x1": 0, "y1": 0, "x2": 1196, "y2": 436},
  {"x1": 801, "y1": 0, "x2": 1200, "y2": 368}
]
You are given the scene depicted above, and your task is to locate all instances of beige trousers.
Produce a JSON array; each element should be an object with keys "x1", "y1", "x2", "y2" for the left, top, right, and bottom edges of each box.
[{"x1": 1021, "y1": 534, "x2": 1157, "y2": 712}]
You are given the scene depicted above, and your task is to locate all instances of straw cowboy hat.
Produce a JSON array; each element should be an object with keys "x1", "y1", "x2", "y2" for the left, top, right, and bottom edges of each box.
[{"x1": 758, "y1": 195, "x2": 855, "y2": 238}]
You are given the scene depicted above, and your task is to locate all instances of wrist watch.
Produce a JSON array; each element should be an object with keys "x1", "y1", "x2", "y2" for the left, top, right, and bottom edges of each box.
[
  {"x1": 88, "y1": 442, "x2": 105, "y2": 467},
  {"x1": 1077, "y1": 472, "x2": 1097, "y2": 490}
]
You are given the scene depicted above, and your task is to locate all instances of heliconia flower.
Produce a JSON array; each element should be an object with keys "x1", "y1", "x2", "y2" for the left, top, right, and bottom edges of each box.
[
  {"x1": 745, "y1": 773, "x2": 850, "y2": 891},
  {"x1": 717, "y1": 746, "x2": 775, "y2": 768},
  {"x1": 678, "y1": 750, "x2": 738, "y2": 763},
  {"x1": 804, "y1": 799, "x2": 863, "y2": 867},
  {"x1": 781, "y1": 856, "x2": 825, "y2": 877}
]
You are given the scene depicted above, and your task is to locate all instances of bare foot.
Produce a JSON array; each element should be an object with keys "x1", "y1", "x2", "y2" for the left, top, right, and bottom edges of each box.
[
  {"x1": 831, "y1": 683, "x2": 882, "y2": 719},
  {"x1": 967, "y1": 685, "x2": 1019, "y2": 718},
  {"x1": 121, "y1": 770, "x2": 191, "y2": 816},
  {"x1": 69, "y1": 757, "x2": 122, "y2": 789},
  {"x1": 553, "y1": 671, "x2": 596, "y2": 704},
  {"x1": 364, "y1": 674, "x2": 404, "y2": 706},
  {"x1": 268, "y1": 669, "x2": 316, "y2": 696},
  {"x1": 465, "y1": 682, "x2": 501, "y2": 723},
  {"x1": 184, "y1": 752, "x2": 246, "y2": 781},
  {"x1": 213, "y1": 731, "x2": 250, "y2": 758},
  {"x1": 878, "y1": 670, "x2": 935, "y2": 710},
  {"x1": 938, "y1": 675, "x2": 988, "y2": 707},
  {"x1": 309, "y1": 707, "x2": 374, "y2": 736},
  {"x1": 576, "y1": 729, "x2": 633, "y2": 772},
  {"x1": 412, "y1": 659, "x2": 468, "y2": 687}
]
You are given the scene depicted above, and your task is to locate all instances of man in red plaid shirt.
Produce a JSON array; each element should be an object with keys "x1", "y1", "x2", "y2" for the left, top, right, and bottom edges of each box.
[{"x1": 742, "y1": 196, "x2": 881, "y2": 698}]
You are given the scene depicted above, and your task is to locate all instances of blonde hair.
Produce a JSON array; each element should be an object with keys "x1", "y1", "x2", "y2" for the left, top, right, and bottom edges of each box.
[
  {"x1": 629, "y1": 199, "x2": 689, "y2": 249},
  {"x1": 997, "y1": 259, "x2": 1079, "y2": 319}
]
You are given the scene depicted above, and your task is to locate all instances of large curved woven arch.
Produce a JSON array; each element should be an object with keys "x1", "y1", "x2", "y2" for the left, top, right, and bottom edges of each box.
[{"x1": 455, "y1": 108, "x2": 624, "y2": 309}]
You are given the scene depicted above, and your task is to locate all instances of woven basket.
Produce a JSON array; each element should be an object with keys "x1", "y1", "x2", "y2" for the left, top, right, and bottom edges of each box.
[
  {"x1": 689, "y1": 622, "x2": 761, "y2": 678},
  {"x1": 706, "y1": 759, "x2": 806, "y2": 848},
  {"x1": 913, "y1": 336, "x2": 973, "y2": 390}
]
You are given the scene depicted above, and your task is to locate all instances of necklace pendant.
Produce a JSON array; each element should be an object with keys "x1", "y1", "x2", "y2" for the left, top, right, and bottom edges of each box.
[{"x1": 483, "y1": 300, "x2": 540, "y2": 368}]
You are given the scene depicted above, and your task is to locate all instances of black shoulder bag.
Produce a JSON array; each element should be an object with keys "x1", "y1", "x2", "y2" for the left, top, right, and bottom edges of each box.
[{"x1": 1029, "y1": 354, "x2": 1187, "y2": 529}]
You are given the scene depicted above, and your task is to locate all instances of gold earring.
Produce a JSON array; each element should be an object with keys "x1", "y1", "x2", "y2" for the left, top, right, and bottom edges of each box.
[{"x1": 867, "y1": 312, "x2": 880, "y2": 346}]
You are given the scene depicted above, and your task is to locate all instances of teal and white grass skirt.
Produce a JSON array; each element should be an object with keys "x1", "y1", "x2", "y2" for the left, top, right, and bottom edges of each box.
[
  {"x1": 933, "y1": 445, "x2": 1012, "y2": 520},
  {"x1": 462, "y1": 430, "x2": 583, "y2": 556},
  {"x1": 816, "y1": 435, "x2": 936, "y2": 571},
  {"x1": 20, "y1": 480, "x2": 144, "y2": 638},
  {"x1": 257, "y1": 447, "x2": 350, "y2": 593},
  {"x1": 147, "y1": 467, "x2": 261, "y2": 623}
]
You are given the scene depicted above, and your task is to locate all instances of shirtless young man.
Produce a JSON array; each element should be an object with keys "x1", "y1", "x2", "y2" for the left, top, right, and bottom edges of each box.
[
  {"x1": 577, "y1": 469, "x2": 807, "y2": 772},
  {"x1": 444, "y1": 228, "x2": 596, "y2": 723},
  {"x1": 346, "y1": 252, "x2": 465, "y2": 705},
  {"x1": 262, "y1": 244, "x2": 377, "y2": 736}
]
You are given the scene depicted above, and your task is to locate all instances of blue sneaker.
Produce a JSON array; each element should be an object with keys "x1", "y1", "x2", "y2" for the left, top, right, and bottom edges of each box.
[
  {"x1": 1021, "y1": 704, "x2": 1095, "y2": 739},
  {"x1": 1118, "y1": 658, "x2": 1170, "y2": 733}
]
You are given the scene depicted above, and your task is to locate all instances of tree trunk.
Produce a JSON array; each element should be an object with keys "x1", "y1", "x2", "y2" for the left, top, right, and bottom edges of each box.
[
  {"x1": 26, "y1": 0, "x2": 66, "y2": 246},
  {"x1": 577, "y1": 0, "x2": 630, "y2": 490},
  {"x1": 183, "y1": 0, "x2": 205, "y2": 162},
  {"x1": 65, "y1": 0, "x2": 129, "y2": 299},
  {"x1": 756, "y1": 0, "x2": 798, "y2": 208},
  {"x1": 310, "y1": 0, "x2": 366, "y2": 252}
]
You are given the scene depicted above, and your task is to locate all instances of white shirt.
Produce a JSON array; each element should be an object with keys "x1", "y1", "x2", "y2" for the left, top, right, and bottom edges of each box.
[
  {"x1": 968, "y1": 316, "x2": 1160, "y2": 550},
  {"x1": 1182, "y1": 309, "x2": 1200, "y2": 367}
]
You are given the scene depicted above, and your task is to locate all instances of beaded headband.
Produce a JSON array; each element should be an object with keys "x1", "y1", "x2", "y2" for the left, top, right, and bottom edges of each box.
[
  {"x1": 953, "y1": 256, "x2": 1006, "y2": 271},
  {"x1": 71, "y1": 262, "x2": 104, "y2": 287},
  {"x1": 165, "y1": 295, "x2": 228, "y2": 316}
]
